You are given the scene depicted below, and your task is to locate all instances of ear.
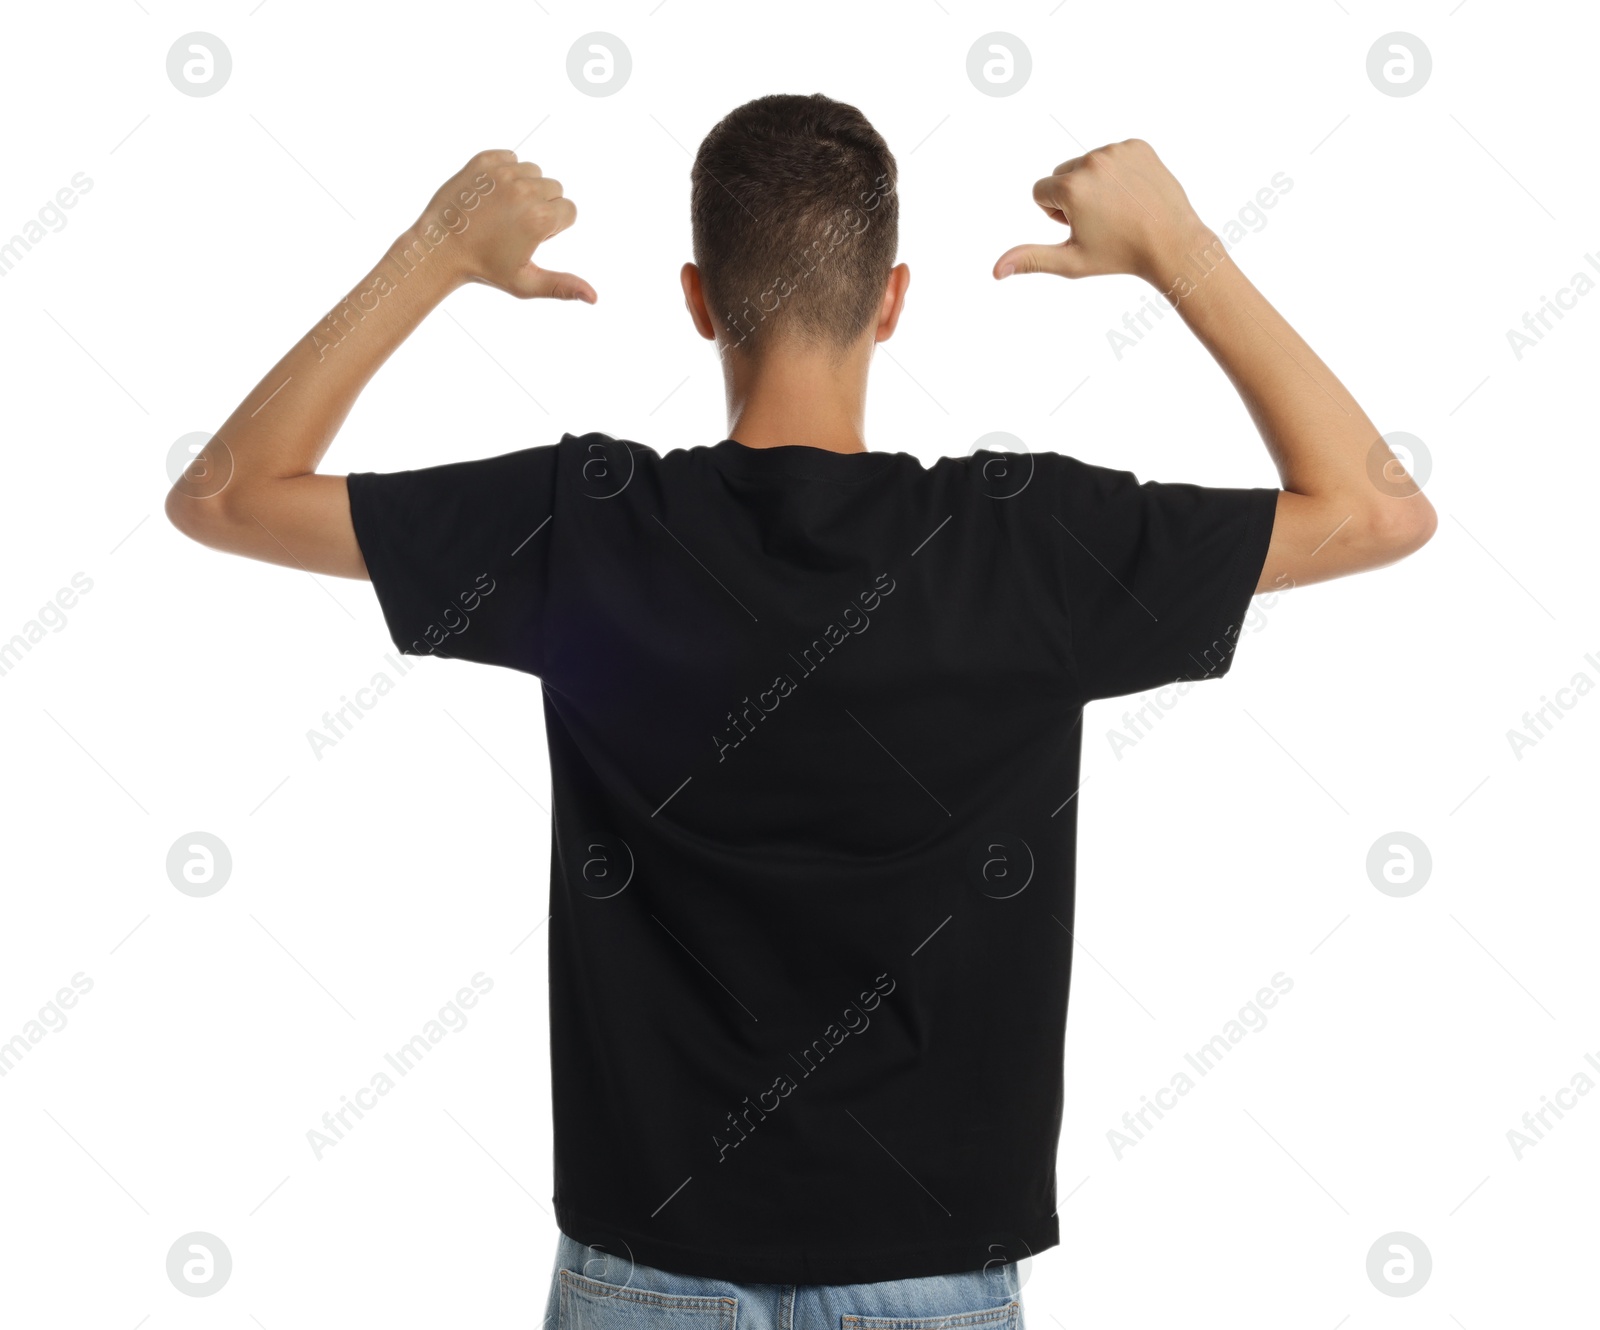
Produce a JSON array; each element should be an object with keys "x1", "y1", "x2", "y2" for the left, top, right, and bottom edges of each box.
[
  {"x1": 680, "y1": 262, "x2": 717, "y2": 341},
  {"x1": 873, "y1": 263, "x2": 911, "y2": 343}
]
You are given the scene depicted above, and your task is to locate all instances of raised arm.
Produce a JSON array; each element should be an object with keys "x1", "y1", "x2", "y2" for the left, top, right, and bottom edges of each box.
[
  {"x1": 995, "y1": 139, "x2": 1435, "y2": 592},
  {"x1": 164, "y1": 149, "x2": 593, "y2": 579}
]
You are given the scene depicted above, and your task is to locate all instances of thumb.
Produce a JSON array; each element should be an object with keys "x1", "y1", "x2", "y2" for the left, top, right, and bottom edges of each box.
[
  {"x1": 994, "y1": 241, "x2": 1091, "y2": 281},
  {"x1": 510, "y1": 263, "x2": 598, "y2": 303}
]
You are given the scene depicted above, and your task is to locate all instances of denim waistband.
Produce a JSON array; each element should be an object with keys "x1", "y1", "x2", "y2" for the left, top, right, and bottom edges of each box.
[{"x1": 542, "y1": 1230, "x2": 1025, "y2": 1330}]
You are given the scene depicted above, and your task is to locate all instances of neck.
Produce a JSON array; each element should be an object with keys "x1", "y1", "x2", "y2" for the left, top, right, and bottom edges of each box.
[{"x1": 722, "y1": 342, "x2": 871, "y2": 455}]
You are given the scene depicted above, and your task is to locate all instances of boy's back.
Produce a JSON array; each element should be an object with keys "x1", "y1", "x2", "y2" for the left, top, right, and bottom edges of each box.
[{"x1": 347, "y1": 429, "x2": 1276, "y2": 1280}]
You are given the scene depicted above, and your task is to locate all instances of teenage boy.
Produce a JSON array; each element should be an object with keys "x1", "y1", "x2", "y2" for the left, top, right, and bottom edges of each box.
[{"x1": 167, "y1": 93, "x2": 1433, "y2": 1324}]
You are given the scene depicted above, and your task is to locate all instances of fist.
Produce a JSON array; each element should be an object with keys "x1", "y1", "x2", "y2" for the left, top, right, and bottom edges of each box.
[
  {"x1": 994, "y1": 139, "x2": 1209, "y2": 285},
  {"x1": 414, "y1": 149, "x2": 595, "y2": 302}
]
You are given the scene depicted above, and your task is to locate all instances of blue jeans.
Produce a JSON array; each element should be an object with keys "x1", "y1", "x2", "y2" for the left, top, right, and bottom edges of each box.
[{"x1": 543, "y1": 1231, "x2": 1026, "y2": 1330}]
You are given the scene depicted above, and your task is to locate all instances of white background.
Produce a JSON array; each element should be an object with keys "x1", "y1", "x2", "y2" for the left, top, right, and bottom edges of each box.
[{"x1": 1, "y1": 1, "x2": 1595, "y2": 1325}]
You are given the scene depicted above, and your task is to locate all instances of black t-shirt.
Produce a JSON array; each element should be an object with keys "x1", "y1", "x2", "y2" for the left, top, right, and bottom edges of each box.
[{"x1": 347, "y1": 433, "x2": 1278, "y2": 1285}]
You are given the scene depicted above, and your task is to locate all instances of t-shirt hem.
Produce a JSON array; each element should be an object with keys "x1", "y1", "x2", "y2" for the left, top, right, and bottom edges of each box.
[{"x1": 551, "y1": 1202, "x2": 1061, "y2": 1285}]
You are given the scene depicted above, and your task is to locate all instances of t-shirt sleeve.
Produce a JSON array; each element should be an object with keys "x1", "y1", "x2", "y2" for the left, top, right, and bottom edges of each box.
[
  {"x1": 1048, "y1": 455, "x2": 1279, "y2": 702},
  {"x1": 345, "y1": 444, "x2": 558, "y2": 676}
]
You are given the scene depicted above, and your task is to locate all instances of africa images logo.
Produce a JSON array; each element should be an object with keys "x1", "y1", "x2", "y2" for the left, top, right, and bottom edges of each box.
[{"x1": 712, "y1": 574, "x2": 896, "y2": 762}]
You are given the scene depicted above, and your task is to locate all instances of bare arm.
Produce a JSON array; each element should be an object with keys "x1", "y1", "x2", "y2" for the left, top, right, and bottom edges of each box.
[
  {"x1": 165, "y1": 149, "x2": 594, "y2": 578},
  {"x1": 995, "y1": 139, "x2": 1436, "y2": 592}
]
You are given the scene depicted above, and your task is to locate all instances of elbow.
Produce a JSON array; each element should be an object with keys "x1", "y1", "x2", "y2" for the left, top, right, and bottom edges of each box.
[
  {"x1": 165, "y1": 431, "x2": 250, "y2": 550},
  {"x1": 164, "y1": 484, "x2": 205, "y2": 543},
  {"x1": 1363, "y1": 493, "x2": 1437, "y2": 565},
  {"x1": 165, "y1": 484, "x2": 235, "y2": 552}
]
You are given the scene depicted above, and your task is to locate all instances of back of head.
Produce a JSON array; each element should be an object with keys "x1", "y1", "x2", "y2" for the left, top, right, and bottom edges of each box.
[{"x1": 691, "y1": 93, "x2": 898, "y2": 362}]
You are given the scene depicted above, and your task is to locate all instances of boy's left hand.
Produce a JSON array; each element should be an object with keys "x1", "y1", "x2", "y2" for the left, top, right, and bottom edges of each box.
[{"x1": 993, "y1": 138, "x2": 1209, "y2": 286}]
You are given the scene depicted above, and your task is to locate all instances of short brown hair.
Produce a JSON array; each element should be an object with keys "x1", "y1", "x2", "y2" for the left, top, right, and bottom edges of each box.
[{"x1": 691, "y1": 94, "x2": 898, "y2": 360}]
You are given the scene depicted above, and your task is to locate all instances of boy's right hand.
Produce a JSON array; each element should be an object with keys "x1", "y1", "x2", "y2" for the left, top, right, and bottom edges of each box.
[
  {"x1": 993, "y1": 139, "x2": 1212, "y2": 287},
  {"x1": 409, "y1": 149, "x2": 596, "y2": 303}
]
